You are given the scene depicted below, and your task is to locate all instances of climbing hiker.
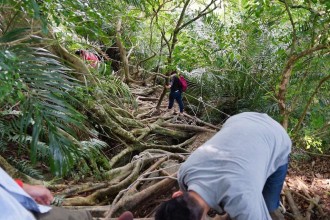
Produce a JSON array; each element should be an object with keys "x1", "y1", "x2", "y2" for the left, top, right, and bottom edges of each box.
[
  {"x1": 166, "y1": 70, "x2": 185, "y2": 115},
  {"x1": 155, "y1": 112, "x2": 291, "y2": 220}
]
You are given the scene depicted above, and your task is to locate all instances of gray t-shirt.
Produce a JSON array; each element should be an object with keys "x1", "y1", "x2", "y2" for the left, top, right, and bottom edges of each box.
[{"x1": 178, "y1": 112, "x2": 291, "y2": 220}]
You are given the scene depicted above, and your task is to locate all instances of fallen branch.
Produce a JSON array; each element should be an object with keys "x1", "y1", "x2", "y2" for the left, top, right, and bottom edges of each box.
[
  {"x1": 183, "y1": 113, "x2": 221, "y2": 130},
  {"x1": 163, "y1": 122, "x2": 216, "y2": 133},
  {"x1": 136, "y1": 96, "x2": 159, "y2": 101}
]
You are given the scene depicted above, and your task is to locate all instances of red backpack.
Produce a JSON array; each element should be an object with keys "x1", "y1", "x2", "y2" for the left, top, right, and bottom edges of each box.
[{"x1": 178, "y1": 75, "x2": 188, "y2": 92}]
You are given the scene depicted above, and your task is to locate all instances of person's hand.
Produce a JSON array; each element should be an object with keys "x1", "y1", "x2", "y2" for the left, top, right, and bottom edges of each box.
[
  {"x1": 22, "y1": 183, "x2": 54, "y2": 205},
  {"x1": 117, "y1": 211, "x2": 133, "y2": 220},
  {"x1": 172, "y1": 190, "x2": 183, "y2": 198},
  {"x1": 165, "y1": 84, "x2": 171, "y2": 89}
]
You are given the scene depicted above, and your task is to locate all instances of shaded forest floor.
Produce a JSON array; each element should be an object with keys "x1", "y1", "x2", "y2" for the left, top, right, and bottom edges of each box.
[{"x1": 285, "y1": 154, "x2": 330, "y2": 219}]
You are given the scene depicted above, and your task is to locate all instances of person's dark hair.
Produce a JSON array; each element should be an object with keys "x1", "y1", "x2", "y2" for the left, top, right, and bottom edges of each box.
[
  {"x1": 75, "y1": 50, "x2": 81, "y2": 55},
  {"x1": 155, "y1": 192, "x2": 204, "y2": 220}
]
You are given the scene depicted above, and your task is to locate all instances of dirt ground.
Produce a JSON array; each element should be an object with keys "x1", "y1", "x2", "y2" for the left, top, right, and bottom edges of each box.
[{"x1": 285, "y1": 153, "x2": 330, "y2": 219}]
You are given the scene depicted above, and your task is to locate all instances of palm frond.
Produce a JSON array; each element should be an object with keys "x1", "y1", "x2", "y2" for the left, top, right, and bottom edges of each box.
[
  {"x1": 122, "y1": 0, "x2": 147, "y2": 10},
  {"x1": 95, "y1": 74, "x2": 136, "y2": 107},
  {"x1": 63, "y1": 138, "x2": 110, "y2": 180},
  {"x1": 0, "y1": 27, "x2": 89, "y2": 176}
]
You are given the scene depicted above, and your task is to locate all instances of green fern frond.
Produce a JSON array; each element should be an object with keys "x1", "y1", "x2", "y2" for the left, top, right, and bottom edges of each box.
[
  {"x1": 80, "y1": 138, "x2": 108, "y2": 150},
  {"x1": 63, "y1": 138, "x2": 110, "y2": 179},
  {"x1": 9, "y1": 135, "x2": 50, "y2": 160},
  {"x1": 9, "y1": 157, "x2": 44, "y2": 179},
  {"x1": 0, "y1": 119, "x2": 5, "y2": 137},
  {"x1": 97, "y1": 74, "x2": 136, "y2": 107}
]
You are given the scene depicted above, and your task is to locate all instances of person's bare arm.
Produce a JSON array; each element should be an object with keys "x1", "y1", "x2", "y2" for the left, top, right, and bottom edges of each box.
[
  {"x1": 22, "y1": 183, "x2": 53, "y2": 205},
  {"x1": 172, "y1": 190, "x2": 183, "y2": 198},
  {"x1": 212, "y1": 213, "x2": 231, "y2": 220}
]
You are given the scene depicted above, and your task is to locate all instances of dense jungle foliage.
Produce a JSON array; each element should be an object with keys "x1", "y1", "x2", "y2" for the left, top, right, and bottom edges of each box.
[{"x1": 0, "y1": 0, "x2": 329, "y2": 199}]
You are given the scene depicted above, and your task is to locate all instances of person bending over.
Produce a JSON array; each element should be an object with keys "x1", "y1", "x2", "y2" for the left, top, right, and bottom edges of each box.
[{"x1": 155, "y1": 112, "x2": 291, "y2": 220}]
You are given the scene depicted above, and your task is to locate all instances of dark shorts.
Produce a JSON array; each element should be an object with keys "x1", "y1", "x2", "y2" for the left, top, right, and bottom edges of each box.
[
  {"x1": 262, "y1": 163, "x2": 288, "y2": 212},
  {"x1": 34, "y1": 207, "x2": 92, "y2": 220}
]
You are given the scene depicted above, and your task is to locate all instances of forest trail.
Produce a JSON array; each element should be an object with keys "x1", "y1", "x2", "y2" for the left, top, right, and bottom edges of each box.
[
  {"x1": 56, "y1": 80, "x2": 329, "y2": 220},
  {"x1": 1, "y1": 0, "x2": 329, "y2": 219},
  {"x1": 128, "y1": 81, "x2": 330, "y2": 220}
]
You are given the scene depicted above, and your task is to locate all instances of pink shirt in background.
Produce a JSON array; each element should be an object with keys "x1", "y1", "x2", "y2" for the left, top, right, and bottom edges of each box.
[{"x1": 80, "y1": 50, "x2": 100, "y2": 68}]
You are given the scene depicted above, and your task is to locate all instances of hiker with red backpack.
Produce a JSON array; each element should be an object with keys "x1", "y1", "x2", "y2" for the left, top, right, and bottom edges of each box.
[
  {"x1": 166, "y1": 70, "x2": 187, "y2": 115},
  {"x1": 75, "y1": 49, "x2": 101, "y2": 68}
]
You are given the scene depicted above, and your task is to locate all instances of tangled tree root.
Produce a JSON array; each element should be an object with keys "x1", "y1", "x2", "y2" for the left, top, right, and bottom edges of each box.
[{"x1": 283, "y1": 178, "x2": 328, "y2": 220}]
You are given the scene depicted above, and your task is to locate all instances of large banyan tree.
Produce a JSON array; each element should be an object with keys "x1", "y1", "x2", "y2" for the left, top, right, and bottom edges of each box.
[
  {"x1": 0, "y1": 0, "x2": 223, "y2": 217},
  {"x1": 0, "y1": 0, "x2": 329, "y2": 219}
]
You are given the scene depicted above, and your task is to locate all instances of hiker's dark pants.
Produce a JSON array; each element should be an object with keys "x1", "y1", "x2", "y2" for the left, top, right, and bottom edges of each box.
[
  {"x1": 33, "y1": 207, "x2": 92, "y2": 220},
  {"x1": 168, "y1": 90, "x2": 184, "y2": 113},
  {"x1": 262, "y1": 163, "x2": 288, "y2": 212}
]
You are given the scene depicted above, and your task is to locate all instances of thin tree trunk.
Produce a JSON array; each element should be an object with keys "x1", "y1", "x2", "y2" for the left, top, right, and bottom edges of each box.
[
  {"x1": 115, "y1": 18, "x2": 131, "y2": 84},
  {"x1": 292, "y1": 74, "x2": 330, "y2": 134},
  {"x1": 276, "y1": 45, "x2": 328, "y2": 129}
]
